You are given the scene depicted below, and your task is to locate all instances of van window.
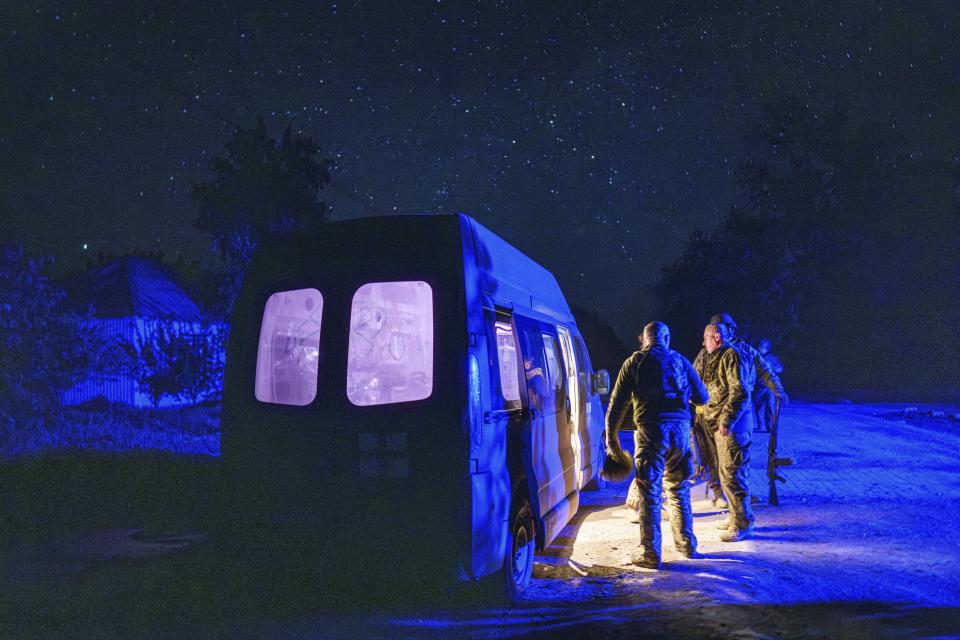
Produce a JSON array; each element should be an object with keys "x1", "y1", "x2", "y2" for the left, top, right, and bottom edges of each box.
[
  {"x1": 573, "y1": 335, "x2": 589, "y2": 397},
  {"x1": 515, "y1": 316, "x2": 571, "y2": 416},
  {"x1": 255, "y1": 288, "x2": 323, "y2": 406},
  {"x1": 516, "y1": 318, "x2": 547, "y2": 413},
  {"x1": 541, "y1": 332, "x2": 564, "y2": 394},
  {"x1": 494, "y1": 317, "x2": 522, "y2": 407},
  {"x1": 540, "y1": 328, "x2": 567, "y2": 415},
  {"x1": 347, "y1": 281, "x2": 434, "y2": 406}
]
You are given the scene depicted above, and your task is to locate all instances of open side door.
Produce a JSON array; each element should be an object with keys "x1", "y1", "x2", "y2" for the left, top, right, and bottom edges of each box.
[
  {"x1": 556, "y1": 325, "x2": 585, "y2": 489},
  {"x1": 513, "y1": 314, "x2": 579, "y2": 548}
]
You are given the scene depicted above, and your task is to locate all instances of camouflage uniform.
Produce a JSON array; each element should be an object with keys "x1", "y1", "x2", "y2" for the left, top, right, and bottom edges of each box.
[
  {"x1": 694, "y1": 337, "x2": 786, "y2": 481},
  {"x1": 607, "y1": 345, "x2": 708, "y2": 563},
  {"x1": 701, "y1": 342, "x2": 757, "y2": 530},
  {"x1": 692, "y1": 347, "x2": 722, "y2": 499}
]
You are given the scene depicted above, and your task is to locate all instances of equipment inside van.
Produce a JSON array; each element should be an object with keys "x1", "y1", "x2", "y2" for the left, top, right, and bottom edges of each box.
[{"x1": 221, "y1": 213, "x2": 611, "y2": 600}]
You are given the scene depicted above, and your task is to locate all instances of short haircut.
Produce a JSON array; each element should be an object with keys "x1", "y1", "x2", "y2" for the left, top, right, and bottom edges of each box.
[
  {"x1": 705, "y1": 323, "x2": 731, "y2": 344},
  {"x1": 642, "y1": 321, "x2": 670, "y2": 347}
]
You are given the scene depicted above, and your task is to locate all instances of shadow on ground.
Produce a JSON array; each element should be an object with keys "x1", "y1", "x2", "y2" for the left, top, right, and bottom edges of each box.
[{"x1": 3, "y1": 534, "x2": 958, "y2": 640}]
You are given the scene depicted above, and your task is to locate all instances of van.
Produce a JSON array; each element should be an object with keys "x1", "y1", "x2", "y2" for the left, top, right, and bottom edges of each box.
[{"x1": 220, "y1": 213, "x2": 611, "y2": 599}]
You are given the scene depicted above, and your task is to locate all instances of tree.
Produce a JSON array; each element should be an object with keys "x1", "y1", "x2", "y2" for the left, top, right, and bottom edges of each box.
[
  {"x1": 0, "y1": 247, "x2": 104, "y2": 453},
  {"x1": 657, "y1": 101, "x2": 957, "y2": 394},
  {"x1": 192, "y1": 119, "x2": 332, "y2": 313}
]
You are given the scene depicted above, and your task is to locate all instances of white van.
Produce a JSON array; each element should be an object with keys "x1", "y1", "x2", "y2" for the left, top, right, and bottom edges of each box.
[{"x1": 220, "y1": 213, "x2": 611, "y2": 600}]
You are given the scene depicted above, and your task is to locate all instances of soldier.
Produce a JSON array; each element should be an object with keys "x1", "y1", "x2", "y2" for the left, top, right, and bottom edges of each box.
[
  {"x1": 754, "y1": 339, "x2": 783, "y2": 433},
  {"x1": 757, "y1": 339, "x2": 783, "y2": 374},
  {"x1": 606, "y1": 321, "x2": 709, "y2": 569},
  {"x1": 701, "y1": 322, "x2": 756, "y2": 542},
  {"x1": 694, "y1": 314, "x2": 789, "y2": 490}
]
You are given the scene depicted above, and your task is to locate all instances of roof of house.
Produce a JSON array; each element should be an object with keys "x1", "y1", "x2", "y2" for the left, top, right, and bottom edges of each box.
[{"x1": 64, "y1": 257, "x2": 205, "y2": 320}]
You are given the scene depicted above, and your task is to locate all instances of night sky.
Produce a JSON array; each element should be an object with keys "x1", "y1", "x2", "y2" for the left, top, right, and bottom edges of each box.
[{"x1": 2, "y1": 1, "x2": 957, "y2": 340}]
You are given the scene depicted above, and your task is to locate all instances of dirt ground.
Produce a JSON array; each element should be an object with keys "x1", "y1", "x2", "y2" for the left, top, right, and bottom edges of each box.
[{"x1": 3, "y1": 403, "x2": 960, "y2": 639}]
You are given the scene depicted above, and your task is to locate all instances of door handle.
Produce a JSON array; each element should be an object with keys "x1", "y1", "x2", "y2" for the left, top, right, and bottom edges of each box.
[
  {"x1": 484, "y1": 409, "x2": 513, "y2": 423},
  {"x1": 485, "y1": 408, "x2": 538, "y2": 423}
]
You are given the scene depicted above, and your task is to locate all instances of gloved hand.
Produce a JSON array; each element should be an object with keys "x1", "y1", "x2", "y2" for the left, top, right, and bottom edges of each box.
[
  {"x1": 601, "y1": 427, "x2": 633, "y2": 483},
  {"x1": 777, "y1": 391, "x2": 790, "y2": 407}
]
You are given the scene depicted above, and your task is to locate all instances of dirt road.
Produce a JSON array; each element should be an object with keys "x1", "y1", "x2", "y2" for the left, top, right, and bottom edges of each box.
[{"x1": 4, "y1": 403, "x2": 960, "y2": 639}]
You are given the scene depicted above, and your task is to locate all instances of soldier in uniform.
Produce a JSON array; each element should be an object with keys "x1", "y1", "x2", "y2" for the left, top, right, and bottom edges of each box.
[
  {"x1": 754, "y1": 338, "x2": 784, "y2": 433},
  {"x1": 606, "y1": 321, "x2": 709, "y2": 568},
  {"x1": 693, "y1": 313, "x2": 788, "y2": 496},
  {"x1": 701, "y1": 322, "x2": 756, "y2": 541}
]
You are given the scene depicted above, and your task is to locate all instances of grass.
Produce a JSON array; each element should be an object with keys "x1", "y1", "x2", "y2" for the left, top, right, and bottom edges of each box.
[
  {"x1": 0, "y1": 449, "x2": 463, "y2": 638},
  {"x1": 0, "y1": 450, "x2": 221, "y2": 546}
]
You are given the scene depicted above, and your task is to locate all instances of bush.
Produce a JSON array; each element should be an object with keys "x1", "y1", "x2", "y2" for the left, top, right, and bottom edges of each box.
[
  {"x1": 0, "y1": 247, "x2": 104, "y2": 454},
  {"x1": 123, "y1": 322, "x2": 226, "y2": 407}
]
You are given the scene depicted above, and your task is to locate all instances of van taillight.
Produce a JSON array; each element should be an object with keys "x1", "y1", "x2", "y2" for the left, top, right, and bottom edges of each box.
[{"x1": 468, "y1": 354, "x2": 482, "y2": 449}]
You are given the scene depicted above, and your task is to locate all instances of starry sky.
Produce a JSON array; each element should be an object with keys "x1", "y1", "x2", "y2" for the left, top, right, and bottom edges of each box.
[{"x1": 2, "y1": 1, "x2": 957, "y2": 340}]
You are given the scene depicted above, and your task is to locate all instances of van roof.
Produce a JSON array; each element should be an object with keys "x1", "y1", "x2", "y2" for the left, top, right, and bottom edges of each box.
[
  {"x1": 280, "y1": 212, "x2": 577, "y2": 326},
  {"x1": 461, "y1": 214, "x2": 574, "y2": 325}
]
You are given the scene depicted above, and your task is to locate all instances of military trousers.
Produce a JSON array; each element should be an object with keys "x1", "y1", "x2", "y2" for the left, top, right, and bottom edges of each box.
[
  {"x1": 754, "y1": 387, "x2": 776, "y2": 433},
  {"x1": 714, "y1": 429, "x2": 755, "y2": 529},
  {"x1": 633, "y1": 420, "x2": 697, "y2": 562}
]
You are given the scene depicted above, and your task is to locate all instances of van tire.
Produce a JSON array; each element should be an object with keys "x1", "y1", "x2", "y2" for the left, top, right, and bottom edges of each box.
[{"x1": 503, "y1": 497, "x2": 535, "y2": 602}]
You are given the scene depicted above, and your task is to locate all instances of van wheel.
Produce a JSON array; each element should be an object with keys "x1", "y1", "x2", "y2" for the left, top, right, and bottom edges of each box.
[{"x1": 504, "y1": 498, "x2": 535, "y2": 602}]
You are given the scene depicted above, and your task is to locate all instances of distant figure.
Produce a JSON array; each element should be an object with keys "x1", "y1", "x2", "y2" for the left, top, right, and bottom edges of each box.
[
  {"x1": 757, "y1": 339, "x2": 783, "y2": 374},
  {"x1": 701, "y1": 322, "x2": 756, "y2": 542},
  {"x1": 606, "y1": 321, "x2": 708, "y2": 569},
  {"x1": 754, "y1": 339, "x2": 784, "y2": 433}
]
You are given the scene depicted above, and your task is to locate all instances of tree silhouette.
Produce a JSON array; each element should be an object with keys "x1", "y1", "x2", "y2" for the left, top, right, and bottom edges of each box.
[
  {"x1": 657, "y1": 101, "x2": 959, "y2": 395},
  {"x1": 192, "y1": 119, "x2": 332, "y2": 312},
  {"x1": 0, "y1": 247, "x2": 104, "y2": 453}
]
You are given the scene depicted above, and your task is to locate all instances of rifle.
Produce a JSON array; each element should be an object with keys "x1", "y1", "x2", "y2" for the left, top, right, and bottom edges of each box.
[
  {"x1": 767, "y1": 398, "x2": 795, "y2": 506},
  {"x1": 688, "y1": 404, "x2": 701, "y2": 477},
  {"x1": 691, "y1": 412, "x2": 711, "y2": 484}
]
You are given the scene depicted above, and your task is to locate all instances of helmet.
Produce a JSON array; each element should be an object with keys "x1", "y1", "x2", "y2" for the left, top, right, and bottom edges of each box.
[
  {"x1": 602, "y1": 446, "x2": 634, "y2": 483},
  {"x1": 710, "y1": 312, "x2": 737, "y2": 332}
]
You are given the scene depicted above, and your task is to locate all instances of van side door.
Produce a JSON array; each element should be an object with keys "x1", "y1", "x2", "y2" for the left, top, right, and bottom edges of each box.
[
  {"x1": 572, "y1": 334, "x2": 602, "y2": 483},
  {"x1": 514, "y1": 316, "x2": 576, "y2": 517},
  {"x1": 556, "y1": 325, "x2": 585, "y2": 489}
]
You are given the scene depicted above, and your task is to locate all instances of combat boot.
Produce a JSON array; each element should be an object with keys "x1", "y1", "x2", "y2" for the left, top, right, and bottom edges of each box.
[
  {"x1": 712, "y1": 488, "x2": 728, "y2": 509},
  {"x1": 719, "y1": 524, "x2": 754, "y2": 542},
  {"x1": 631, "y1": 554, "x2": 662, "y2": 570}
]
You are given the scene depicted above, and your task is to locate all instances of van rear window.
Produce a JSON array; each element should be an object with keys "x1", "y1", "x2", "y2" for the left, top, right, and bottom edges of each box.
[
  {"x1": 494, "y1": 319, "x2": 521, "y2": 406},
  {"x1": 347, "y1": 281, "x2": 433, "y2": 406},
  {"x1": 255, "y1": 288, "x2": 323, "y2": 406}
]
